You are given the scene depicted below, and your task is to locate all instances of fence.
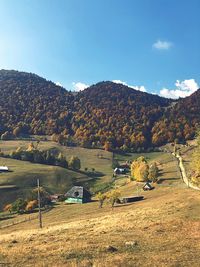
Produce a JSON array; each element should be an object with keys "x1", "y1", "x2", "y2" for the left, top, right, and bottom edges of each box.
[{"x1": 0, "y1": 207, "x2": 52, "y2": 229}]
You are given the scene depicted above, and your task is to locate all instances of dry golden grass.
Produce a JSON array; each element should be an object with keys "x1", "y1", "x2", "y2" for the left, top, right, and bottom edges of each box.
[{"x1": 1, "y1": 151, "x2": 200, "y2": 266}]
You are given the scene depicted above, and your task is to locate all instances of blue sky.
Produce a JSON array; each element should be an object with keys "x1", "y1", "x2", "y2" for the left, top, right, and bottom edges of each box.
[{"x1": 0, "y1": 0, "x2": 200, "y2": 98}]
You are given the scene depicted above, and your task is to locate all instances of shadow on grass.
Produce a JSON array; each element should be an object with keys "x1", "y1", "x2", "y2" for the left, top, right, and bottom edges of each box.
[
  {"x1": 0, "y1": 216, "x2": 15, "y2": 221},
  {"x1": 157, "y1": 178, "x2": 180, "y2": 184}
]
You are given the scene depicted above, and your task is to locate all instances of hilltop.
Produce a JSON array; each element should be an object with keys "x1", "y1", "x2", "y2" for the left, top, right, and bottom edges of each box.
[
  {"x1": 0, "y1": 70, "x2": 74, "y2": 136},
  {"x1": 0, "y1": 70, "x2": 200, "y2": 149}
]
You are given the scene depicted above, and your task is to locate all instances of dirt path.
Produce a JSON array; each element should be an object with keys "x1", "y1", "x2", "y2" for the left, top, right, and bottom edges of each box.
[{"x1": 174, "y1": 152, "x2": 200, "y2": 191}]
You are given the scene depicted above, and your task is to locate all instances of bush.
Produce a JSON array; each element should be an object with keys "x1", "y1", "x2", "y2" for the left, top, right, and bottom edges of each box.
[
  {"x1": 11, "y1": 198, "x2": 27, "y2": 214},
  {"x1": 31, "y1": 187, "x2": 51, "y2": 208},
  {"x1": 106, "y1": 190, "x2": 121, "y2": 208},
  {"x1": 69, "y1": 156, "x2": 81, "y2": 170},
  {"x1": 3, "y1": 204, "x2": 12, "y2": 213},
  {"x1": 25, "y1": 200, "x2": 38, "y2": 212},
  {"x1": 96, "y1": 192, "x2": 107, "y2": 208}
]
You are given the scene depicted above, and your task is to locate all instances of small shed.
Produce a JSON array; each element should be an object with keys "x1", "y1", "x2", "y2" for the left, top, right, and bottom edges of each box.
[
  {"x1": 64, "y1": 186, "x2": 91, "y2": 204},
  {"x1": 0, "y1": 166, "x2": 9, "y2": 172},
  {"x1": 50, "y1": 194, "x2": 64, "y2": 203},
  {"x1": 143, "y1": 182, "x2": 154, "y2": 191},
  {"x1": 114, "y1": 168, "x2": 126, "y2": 175}
]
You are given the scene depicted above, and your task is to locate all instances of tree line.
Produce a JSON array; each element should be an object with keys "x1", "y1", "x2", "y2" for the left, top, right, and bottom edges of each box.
[{"x1": 0, "y1": 142, "x2": 81, "y2": 171}]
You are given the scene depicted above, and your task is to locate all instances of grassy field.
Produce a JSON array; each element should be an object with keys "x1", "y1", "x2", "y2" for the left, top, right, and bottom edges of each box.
[
  {"x1": 1, "y1": 150, "x2": 198, "y2": 267},
  {"x1": 0, "y1": 139, "x2": 179, "y2": 210},
  {"x1": 1, "y1": 141, "x2": 200, "y2": 266},
  {"x1": 114, "y1": 151, "x2": 166, "y2": 163},
  {"x1": 0, "y1": 140, "x2": 114, "y2": 210},
  {"x1": 0, "y1": 157, "x2": 91, "y2": 210},
  {"x1": 0, "y1": 140, "x2": 113, "y2": 180}
]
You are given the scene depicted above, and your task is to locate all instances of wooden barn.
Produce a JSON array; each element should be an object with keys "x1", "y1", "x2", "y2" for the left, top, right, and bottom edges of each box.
[{"x1": 64, "y1": 186, "x2": 91, "y2": 204}]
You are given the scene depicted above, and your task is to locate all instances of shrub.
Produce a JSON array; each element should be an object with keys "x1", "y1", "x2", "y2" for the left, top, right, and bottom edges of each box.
[
  {"x1": 96, "y1": 192, "x2": 107, "y2": 208},
  {"x1": 11, "y1": 198, "x2": 27, "y2": 214},
  {"x1": 31, "y1": 187, "x2": 51, "y2": 208},
  {"x1": 106, "y1": 190, "x2": 121, "y2": 208},
  {"x1": 25, "y1": 200, "x2": 38, "y2": 212},
  {"x1": 69, "y1": 156, "x2": 81, "y2": 170},
  {"x1": 3, "y1": 204, "x2": 12, "y2": 213}
]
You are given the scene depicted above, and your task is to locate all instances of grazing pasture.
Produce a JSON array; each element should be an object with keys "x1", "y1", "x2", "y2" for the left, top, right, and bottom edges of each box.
[{"x1": 1, "y1": 149, "x2": 200, "y2": 267}]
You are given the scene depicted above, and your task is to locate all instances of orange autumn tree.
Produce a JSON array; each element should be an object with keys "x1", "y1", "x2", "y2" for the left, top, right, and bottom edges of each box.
[{"x1": 103, "y1": 142, "x2": 112, "y2": 151}]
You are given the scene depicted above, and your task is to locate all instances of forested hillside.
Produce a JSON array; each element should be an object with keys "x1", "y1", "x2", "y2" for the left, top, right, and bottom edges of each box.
[
  {"x1": 73, "y1": 82, "x2": 172, "y2": 149},
  {"x1": 0, "y1": 70, "x2": 199, "y2": 150},
  {"x1": 0, "y1": 70, "x2": 74, "y2": 135}
]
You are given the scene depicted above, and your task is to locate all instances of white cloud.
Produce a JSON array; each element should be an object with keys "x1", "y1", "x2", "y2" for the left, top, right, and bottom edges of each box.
[
  {"x1": 153, "y1": 40, "x2": 172, "y2": 50},
  {"x1": 72, "y1": 82, "x2": 89, "y2": 92},
  {"x1": 112, "y1": 80, "x2": 127, "y2": 86},
  {"x1": 112, "y1": 80, "x2": 147, "y2": 92},
  {"x1": 55, "y1": 81, "x2": 63, "y2": 87},
  {"x1": 160, "y1": 79, "x2": 199, "y2": 99}
]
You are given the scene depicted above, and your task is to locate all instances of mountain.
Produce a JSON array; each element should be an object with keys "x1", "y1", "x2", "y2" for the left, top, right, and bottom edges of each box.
[
  {"x1": 0, "y1": 70, "x2": 199, "y2": 150},
  {"x1": 73, "y1": 81, "x2": 173, "y2": 149},
  {"x1": 0, "y1": 70, "x2": 74, "y2": 135},
  {"x1": 151, "y1": 90, "x2": 200, "y2": 146}
]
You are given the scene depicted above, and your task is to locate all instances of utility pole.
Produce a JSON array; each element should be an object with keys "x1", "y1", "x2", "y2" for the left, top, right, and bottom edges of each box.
[{"x1": 37, "y1": 178, "x2": 42, "y2": 228}]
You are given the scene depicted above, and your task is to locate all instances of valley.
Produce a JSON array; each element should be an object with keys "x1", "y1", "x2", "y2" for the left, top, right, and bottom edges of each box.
[
  {"x1": 1, "y1": 140, "x2": 200, "y2": 266},
  {"x1": 0, "y1": 70, "x2": 199, "y2": 266}
]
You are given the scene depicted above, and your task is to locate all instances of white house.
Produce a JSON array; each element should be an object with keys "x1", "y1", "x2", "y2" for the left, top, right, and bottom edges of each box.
[{"x1": 0, "y1": 166, "x2": 9, "y2": 172}]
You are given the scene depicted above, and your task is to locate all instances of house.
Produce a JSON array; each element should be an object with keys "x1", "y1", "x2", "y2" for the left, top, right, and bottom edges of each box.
[
  {"x1": 50, "y1": 194, "x2": 64, "y2": 203},
  {"x1": 143, "y1": 182, "x2": 154, "y2": 191},
  {"x1": 64, "y1": 186, "x2": 91, "y2": 204},
  {"x1": 0, "y1": 166, "x2": 9, "y2": 172},
  {"x1": 114, "y1": 168, "x2": 126, "y2": 175}
]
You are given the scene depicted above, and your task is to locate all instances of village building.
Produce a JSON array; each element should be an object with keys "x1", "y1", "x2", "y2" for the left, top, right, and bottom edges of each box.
[
  {"x1": 143, "y1": 182, "x2": 154, "y2": 191},
  {"x1": 0, "y1": 166, "x2": 9, "y2": 172},
  {"x1": 114, "y1": 168, "x2": 126, "y2": 175},
  {"x1": 50, "y1": 194, "x2": 64, "y2": 203},
  {"x1": 64, "y1": 186, "x2": 91, "y2": 204}
]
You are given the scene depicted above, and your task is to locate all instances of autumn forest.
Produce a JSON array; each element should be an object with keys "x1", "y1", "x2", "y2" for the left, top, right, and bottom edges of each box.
[{"x1": 0, "y1": 70, "x2": 199, "y2": 151}]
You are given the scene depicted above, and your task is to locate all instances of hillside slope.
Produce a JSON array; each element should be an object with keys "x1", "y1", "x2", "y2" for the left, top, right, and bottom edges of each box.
[
  {"x1": 151, "y1": 90, "x2": 200, "y2": 146},
  {"x1": 0, "y1": 157, "x2": 91, "y2": 210},
  {"x1": 0, "y1": 70, "x2": 74, "y2": 135},
  {"x1": 73, "y1": 81, "x2": 172, "y2": 149},
  {"x1": 0, "y1": 70, "x2": 200, "y2": 149},
  {"x1": 0, "y1": 140, "x2": 113, "y2": 209},
  {"x1": 1, "y1": 151, "x2": 200, "y2": 267}
]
